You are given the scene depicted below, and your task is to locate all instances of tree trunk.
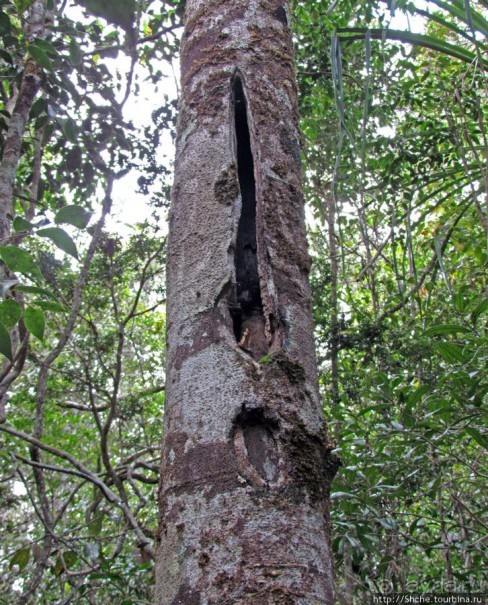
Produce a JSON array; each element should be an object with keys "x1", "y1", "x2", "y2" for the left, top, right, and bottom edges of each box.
[{"x1": 156, "y1": 1, "x2": 339, "y2": 603}]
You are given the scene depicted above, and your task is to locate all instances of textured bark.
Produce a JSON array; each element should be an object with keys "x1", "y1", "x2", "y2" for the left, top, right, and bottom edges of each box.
[
  {"x1": 0, "y1": 0, "x2": 46, "y2": 244},
  {"x1": 156, "y1": 1, "x2": 339, "y2": 603}
]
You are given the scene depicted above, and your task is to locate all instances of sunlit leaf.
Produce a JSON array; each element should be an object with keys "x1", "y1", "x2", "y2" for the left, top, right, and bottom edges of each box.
[
  {"x1": 55, "y1": 205, "x2": 92, "y2": 229},
  {"x1": 37, "y1": 228, "x2": 78, "y2": 259}
]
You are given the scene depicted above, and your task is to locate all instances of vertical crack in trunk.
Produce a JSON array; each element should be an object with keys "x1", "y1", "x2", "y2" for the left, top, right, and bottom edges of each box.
[{"x1": 230, "y1": 75, "x2": 268, "y2": 361}]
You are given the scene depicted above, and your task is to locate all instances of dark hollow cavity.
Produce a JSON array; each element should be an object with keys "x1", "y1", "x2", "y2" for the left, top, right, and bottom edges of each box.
[{"x1": 229, "y1": 76, "x2": 267, "y2": 360}]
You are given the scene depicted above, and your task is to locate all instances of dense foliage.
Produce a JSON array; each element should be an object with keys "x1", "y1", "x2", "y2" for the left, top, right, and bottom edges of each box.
[{"x1": 0, "y1": 0, "x2": 486, "y2": 603}]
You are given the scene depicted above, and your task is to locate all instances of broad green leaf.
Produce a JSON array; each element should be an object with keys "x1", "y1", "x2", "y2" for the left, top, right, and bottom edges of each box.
[
  {"x1": 434, "y1": 342, "x2": 466, "y2": 364},
  {"x1": 30, "y1": 97, "x2": 47, "y2": 120},
  {"x1": 37, "y1": 228, "x2": 78, "y2": 259},
  {"x1": 0, "y1": 246, "x2": 42, "y2": 279},
  {"x1": 9, "y1": 546, "x2": 30, "y2": 571},
  {"x1": 32, "y1": 37, "x2": 57, "y2": 56},
  {"x1": 424, "y1": 324, "x2": 469, "y2": 337},
  {"x1": 33, "y1": 300, "x2": 67, "y2": 313},
  {"x1": 77, "y1": 0, "x2": 135, "y2": 32},
  {"x1": 0, "y1": 299, "x2": 22, "y2": 328},
  {"x1": 464, "y1": 427, "x2": 487, "y2": 449},
  {"x1": 14, "y1": 285, "x2": 56, "y2": 300},
  {"x1": 24, "y1": 306, "x2": 45, "y2": 341},
  {"x1": 0, "y1": 323, "x2": 12, "y2": 360},
  {"x1": 27, "y1": 44, "x2": 53, "y2": 71},
  {"x1": 13, "y1": 216, "x2": 35, "y2": 232},
  {"x1": 55, "y1": 205, "x2": 92, "y2": 229}
]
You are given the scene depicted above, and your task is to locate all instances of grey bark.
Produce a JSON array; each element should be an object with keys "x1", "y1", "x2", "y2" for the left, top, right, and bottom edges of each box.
[
  {"x1": 156, "y1": 1, "x2": 339, "y2": 603},
  {"x1": 0, "y1": 0, "x2": 47, "y2": 245}
]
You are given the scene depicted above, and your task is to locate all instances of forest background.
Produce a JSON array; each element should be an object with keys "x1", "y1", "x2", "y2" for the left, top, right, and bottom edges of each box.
[{"x1": 0, "y1": 0, "x2": 486, "y2": 603}]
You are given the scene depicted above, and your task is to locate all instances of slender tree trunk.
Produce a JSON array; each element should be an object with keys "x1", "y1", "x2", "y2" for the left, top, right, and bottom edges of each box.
[{"x1": 156, "y1": 1, "x2": 339, "y2": 603}]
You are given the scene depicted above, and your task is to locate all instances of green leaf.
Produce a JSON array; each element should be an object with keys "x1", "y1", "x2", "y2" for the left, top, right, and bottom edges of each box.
[
  {"x1": 13, "y1": 216, "x2": 35, "y2": 232},
  {"x1": 33, "y1": 300, "x2": 67, "y2": 313},
  {"x1": 14, "y1": 0, "x2": 35, "y2": 15},
  {"x1": 337, "y1": 28, "x2": 484, "y2": 66},
  {"x1": 0, "y1": 11, "x2": 12, "y2": 35},
  {"x1": 29, "y1": 97, "x2": 47, "y2": 119},
  {"x1": 378, "y1": 517, "x2": 397, "y2": 530},
  {"x1": 9, "y1": 547, "x2": 30, "y2": 571},
  {"x1": 77, "y1": 0, "x2": 135, "y2": 32},
  {"x1": 55, "y1": 205, "x2": 92, "y2": 229},
  {"x1": 32, "y1": 37, "x2": 57, "y2": 56},
  {"x1": 0, "y1": 246, "x2": 42, "y2": 279},
  {"x1": 471, "y1": 299, "x2": 488, "y2": 325},
  {"x1": 0, "y1": 299, "x2": 22, "y2": 328},
  {"x1": 0, "y1": 323, "x2": 13, "y2": 360},
  {"x1": 37, "y1": 228, "x2": 78, "y2": 259},
  {"x1": 69, "y1": 38, "x2": 83, "y2": 66},
  {"x1": 406, "y1": 385, "x2": 430, "y2": 406},
  {"x1": 434, "y1": 342, "x2": 466, "y2": 364},
  {"x1": 24, "y1": 306, "x2": 45, "y2": 341},
  {"x1": 424, "y1": 324, "x2": 470, "y2": 337},
  {"x1": 464, "y1": 427, "x2": 487, "y2": 449},
  {"x1": 14, "y1": 285, "x2": 56, "y2": 300},
  {"x1": 62, "y1": 551, "x2": 78, "y2": 569},
  {"x1": 27, "y1": 44, "x2": 53, "y2": 71},
  {"x1": 88, "y1": 514, "x2": 103, "y2": 536},
  {"x1": 57, "y1": 117, "x2": 78, "y2": 144}
]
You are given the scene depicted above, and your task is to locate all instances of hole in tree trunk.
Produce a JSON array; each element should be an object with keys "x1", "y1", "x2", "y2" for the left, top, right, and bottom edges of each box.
[
  {"x1": 232, "y1": 405, "x2": 280, "y2": 485},
  {"x1": 229, "y1": 75, "x2": 268, "y2": 361}
]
